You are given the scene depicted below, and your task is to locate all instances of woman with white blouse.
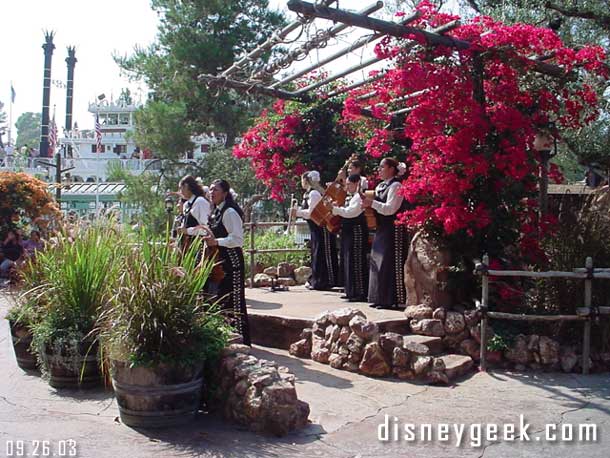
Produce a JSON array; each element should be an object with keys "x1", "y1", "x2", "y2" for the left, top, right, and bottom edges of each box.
[
  {"x1": 362, "y1": 158, "x2": 409, "y2": 309},
  {"x1": 293, "y1": 171, "x2": 338, "y2": 290},
  {"x1": 332, "y1": 174, "x2": 369, "y2": 301}
]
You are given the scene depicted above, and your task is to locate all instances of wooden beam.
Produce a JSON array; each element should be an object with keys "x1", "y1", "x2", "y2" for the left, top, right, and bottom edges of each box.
[
  {"x1": 287, "y1": 0, "x2": 471, "y2": 49},
  {"x1": 270, "y1": 10, "x2": 421, "y2": 89},
  {"x1": 252, "y1": 1, "x2": 385, "y2": 82},
  {"x1": 198, "y1": 74, "x2": 310, "y2": 102}
]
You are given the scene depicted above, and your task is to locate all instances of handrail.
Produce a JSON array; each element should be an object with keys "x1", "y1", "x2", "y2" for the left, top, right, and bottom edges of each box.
[{"x1": 475, "y1": 255, "x2": 610, "y2": 375}]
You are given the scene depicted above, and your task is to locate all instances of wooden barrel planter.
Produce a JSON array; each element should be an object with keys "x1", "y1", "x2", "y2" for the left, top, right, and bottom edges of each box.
[
  {"x1": 9, "y1": 321, "x2": 38, "y2": 371},
  {"x1": 111, "y1": 360, "x2": 204, "y2": 428},
  {"x1": 43, "y1": 340, "x2": 102, "y2": 389}
]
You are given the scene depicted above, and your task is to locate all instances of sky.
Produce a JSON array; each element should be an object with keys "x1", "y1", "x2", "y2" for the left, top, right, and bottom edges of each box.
[{"x1": 1, "y1": 0, "x2": 460, "y2": 143}]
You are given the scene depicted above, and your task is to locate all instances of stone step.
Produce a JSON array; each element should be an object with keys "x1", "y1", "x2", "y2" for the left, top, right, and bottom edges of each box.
[
  {"x1": 402, "y1": 335, "x2": 443, "y2": 356},
  {"x1": 438, "y1": 354, "x2": 474, "y2": 380}
]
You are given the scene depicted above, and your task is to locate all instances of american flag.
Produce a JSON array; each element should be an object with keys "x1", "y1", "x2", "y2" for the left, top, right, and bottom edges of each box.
[
  {"x1": 48, "y1": 115, "x2": 58, "y2": 155},
  {"x1": 95, "y1": 114, "x2": 103, "y2": 153}
]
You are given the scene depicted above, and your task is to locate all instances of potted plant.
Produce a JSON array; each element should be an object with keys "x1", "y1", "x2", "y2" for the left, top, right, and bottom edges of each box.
[
  {"x1": 486, "y1": 334, "x2": 509, "y2": 364},
  {"x1": 30, "y1": 224, "x2": 119, "y2": 388},
  {"x1": 99, "y1": 233, "x2": 232, "y2": 428},
  {"x1": 6, "y1": 255, "x2": 51, "y2": 371}
]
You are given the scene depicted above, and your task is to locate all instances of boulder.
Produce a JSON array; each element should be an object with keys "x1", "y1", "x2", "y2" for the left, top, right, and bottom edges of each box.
[
  {"x1": 330, "y1": 308, "x2": 365, "y2": 326},
  {"x1": 412, "y1": 355, "x2": 432, "y2": 375},
  {"x1": 463, "y1": 309, "x2": 480, "y2": 327},
  {"x1": 343, "y1": 361, "x2": 360, "y2": 372},
  {"x1": 393, "y1": 367, "x2": 416, "y2": 380},
  {"x1": 442, "y1": 330, "x2": 469, "y2": 348},
  {"x1": 403, "y1": 335, "x2": 443, "y2": 355},
  {"x1": 311, "y1": 347, "x2": 331, "y2": 364},
  {"x1": 432, "y1": 308, "x2": 447, "y2": 321},
  {"x1": 527, "y1": 334, "x2": 540, "y2": 352},
  {"x1": 411, "y1": 319, "x2": 445, "y2": 337},
  {"x1": 405, "y1": 304, "x2": 434, "y2": 320},
  {"x1": 277, "y1": 262, "x2": 295, "y2": 277},
  {"x1": 346, "y1": 332, "x2": 365, "y2": 354},
  {"x1": 253, "y1": 273, "x2": 273, "y2": 287},
  {"x1": 314, "y1": 310, "x2": 332, "y2": 327},
  {"x1": 504, "y1": 335, "x2": 530, "y2": 365},
  {"x1": 359, "y1": 342, "x2": 391, "y2": 377},
  {"x1": 299, "y1": 328, "x2": 313, "y2": 340},
  {"x1": 294, "y1": 266, "x2": 312, "y2": 284},
  {"x1": 426, "y1": 370, "x2": 450, "y2": 385},
  {"x1": 379, "y1": 332, "x2": 404, "y2": 356},
  {"x1": 263, "y1": 266, "x2": 278, "y2": 277},
  {"x1": 439, "y1": 354, "x2": 473, "y2": 379},
  {"x1": 289, "y1": 339, "x2": 311, "y2": 358},
  {"x1": 339, "y1": 326, "x2": 351, "y2": 344},
  {"x1": 349, "y1": 315, "x2": 379, "y2": 340},
  {"x1": 469, "y1": 322, "x2": 493, "y2": 345},
  {"x1": 329, "y1": 354, "x2": 346, "y2": 369},
  {"x1": 459, "y1": 338, "x2": 480, "y2": 361},
  {"x1": 277, "y1": 277, "x2": 296, "y2": 287},
  {"x1": 392, "y1": 346, "x2": 410, "y2": 368},
  {"x1": 539, "y1": 336, "x2": 560, "y2": 366},
  {"x1": 444, "y1": 311, "x2": 466, "y2": 334}
]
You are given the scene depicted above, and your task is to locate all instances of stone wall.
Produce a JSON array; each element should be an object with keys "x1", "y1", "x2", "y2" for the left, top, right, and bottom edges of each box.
[
  {"x1": 289, "y1": 308, "x2": 473, "y2": 384},
  {"x1": 211, "y1": 344, "x2": 310, "y2": 436}
]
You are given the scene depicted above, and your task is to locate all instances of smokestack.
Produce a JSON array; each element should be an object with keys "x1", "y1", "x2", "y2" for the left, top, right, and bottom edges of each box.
[
  {"x1": 65, "y1": 46, "x2": 77, "y2": 157},
  {"x1": 40, "y1": 31, "x2": 56, "y2": 158}
]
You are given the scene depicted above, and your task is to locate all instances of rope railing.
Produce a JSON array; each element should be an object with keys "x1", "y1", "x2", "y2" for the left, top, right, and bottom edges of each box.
[{"x1": 475, "y1": 255, "x2": 610, "y2": 375}]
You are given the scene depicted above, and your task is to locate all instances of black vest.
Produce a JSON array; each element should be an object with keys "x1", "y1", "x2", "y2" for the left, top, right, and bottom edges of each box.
[
  {"x1": 374, "y1": 178, "x2": 404, "y2": 225},
  {"x1": 183, "y1": 196, "x2": 205, "y2": 228},
  {"x1": 341, "y1": 194, "x2": 367, "y2": 229},
  {"x1": 209, "y1": 204, "x2": 230, "y2": 239}
]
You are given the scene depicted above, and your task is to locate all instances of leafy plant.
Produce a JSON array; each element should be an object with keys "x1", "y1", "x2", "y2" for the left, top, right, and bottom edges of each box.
[
  {"x1": 6, "y1": 258, "x2": 47, "y2": 328},
  {"x1": 98, "y1": 230, "x2": 232, "y2": 368},
  {"x1": 487, "y1": 334, "x2": 510, "y2": 352},
  {"x1": 249, "y1": 229, "x2": 310, "y2": 273}
]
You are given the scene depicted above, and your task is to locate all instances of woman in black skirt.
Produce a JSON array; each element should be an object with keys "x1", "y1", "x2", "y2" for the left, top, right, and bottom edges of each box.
[
  {"x1": 332, "y1": 174, "x2": 369, "y2": 301},
  {"x1": 362, "y1": 158, "x2": 409, "y2": 309},
  {"x1": 203, "y1": 179, "x2": 250, "y2": 345},
  {"x1": 292, "y1": 171, "x2": 338, "y2": 290}
]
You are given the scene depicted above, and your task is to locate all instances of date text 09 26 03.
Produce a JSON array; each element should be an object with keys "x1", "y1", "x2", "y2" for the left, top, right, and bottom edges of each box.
[{"x1": 5, "y1": 439, "x2": 78, "y2": 457}]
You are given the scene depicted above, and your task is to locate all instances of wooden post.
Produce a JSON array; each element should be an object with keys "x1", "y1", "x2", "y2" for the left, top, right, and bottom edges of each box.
[
  {"x1": 479, "y1": 254, "x2": 489, "y2": 372},
  {"x1": 249, "y1": 216, "x2": 256, "y2": 289},
  {"x1": 55, "y1": 152, "x2": 62, "y2": 201},
  {"x1": 583, "y1": 256, "x2": 593, "y2": 375}
]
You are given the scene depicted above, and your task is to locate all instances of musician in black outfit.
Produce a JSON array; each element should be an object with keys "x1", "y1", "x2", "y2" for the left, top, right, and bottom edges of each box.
[
  {"x1": 362, "y1": 158, "x2": 409, "y2": 309},
  {"x1": 332, "y1": 174, "x2": 369, "y2": 302},
  {"x1": 292, "y1": 171, "x2": 339, "y2": 291},
  {"x1": 176, "y1": 175, "x2": 211, "y2": 248},
  {"x1": 203, "y1": 179, "x2": 250, "y2": 346}
]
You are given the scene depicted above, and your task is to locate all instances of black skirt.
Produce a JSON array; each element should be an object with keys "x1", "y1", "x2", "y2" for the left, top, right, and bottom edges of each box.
[
  {"x1": 216, "y1": 246, "x2": 250, "y2": 346},
  {"x1": 306, "y1": 219, "x2": 338, "y2": 290},
  {"x1": 340, "y1": 216, "x2": 369, "y2": 299},
  {"x1": 368, "y1": 217, "x2": 408, "y2": 306}
]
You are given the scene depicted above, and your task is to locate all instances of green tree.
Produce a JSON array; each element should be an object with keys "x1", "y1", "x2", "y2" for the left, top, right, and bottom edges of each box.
[
  {"x1": 15, "y1": 112, "x2": 41, "y2": 149},
  {"x1": 116, "y1": 0, "x2": 286, "y2": 150},
  {"x1": 118, "y1": 88, "x2": 134, "y2": 106}
]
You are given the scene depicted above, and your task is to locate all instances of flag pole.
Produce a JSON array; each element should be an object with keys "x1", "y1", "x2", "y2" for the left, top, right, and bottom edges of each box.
[{"x1": 8, "y1": 81, "x2": 14, "y2": 145}]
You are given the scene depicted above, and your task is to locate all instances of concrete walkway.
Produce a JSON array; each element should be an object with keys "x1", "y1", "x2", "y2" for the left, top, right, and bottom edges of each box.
[{"x1": 1, "y1": 292, "x2": 609, "y2": 458}]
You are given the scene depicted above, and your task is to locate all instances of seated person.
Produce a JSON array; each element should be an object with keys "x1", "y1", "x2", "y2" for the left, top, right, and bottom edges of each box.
[
  {"x1": 0, "y1": 230, "x2": 24, "y2": 278},
  {"x1": 22, "y1": 230, "x2": 44, "y2": 257}
]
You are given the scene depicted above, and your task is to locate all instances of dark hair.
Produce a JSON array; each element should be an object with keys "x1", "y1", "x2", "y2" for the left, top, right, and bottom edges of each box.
[
  {"x1": 381, "y1": 157, "x2": 399, "y2": 176},
  {"x1": 211, "y1": 179, "x2": 244, "y2": 220},
  {"x1": 349, "y1": 160, "x2": 363, "y2": 170},
  {"x1": 30, "y1": 230, "x2": 40, "y2": 238},
  {"x1": 179, "y1": 175, "x2": 204, "y2": 197},
  {"x1": 347, "y1": 174, "x2": 361, "y2": 184}
]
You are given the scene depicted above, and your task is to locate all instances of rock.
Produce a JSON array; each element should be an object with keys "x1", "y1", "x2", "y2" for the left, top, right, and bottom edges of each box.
[
  {"x1": 312, "y1": 322, "x2": 325, "y2": 337},
  {"x1": 442, "y1": 330, "x2": 469, "y2": 348},
  {"x1": 460, "y1": 339, "x2": 480, "y2": 361},
  {"x1": 330, "y1": 341, "x2": 340, "y2": 354},
  {"x1": 253, "y1": 273, "x2": 273, "y2": 287},
  {"x1": 330, "y1": 308, "x2": 365, "y2": 326},
  {"x1": 439, "y1": 354, "x2": 474, "y2": 379},
  {"x1": 359, "y1": 342, "x2": 391, "y2": 377},
  {"x1": 469, "y1": 322, "x2": 493, "y2": 345},
  {"x1": 392, "y1": 346, "x2": 411, "y2": 368},
  {"x1": 426, "y1": 370, "x2": 450, "y2": 384},
  {"x1": 263, "y1": 266, "x2": 278, "y2": 277},
  {"x1": 277, "y1": 262, "x2": 295, "y2": 277},
  {"x1": 314, "y1": 310, "x2": 332, "y2": 327},
  {"x1": 348, "y1": 350, "x2": 363, "y2": 364},
  {"x1": 393, "y1": 367, "x2": 416, "y2": 380},
  {"x1": 404, "y1": 304, "x2": 434, "y2": 320},
  {"x1": 234, "y1": 379, "x2": 249, "y2": 396},
  {"x1": 326, "y1": 324, "x2": 341, "y2": 344},
  {"x1": 343, "y1": 361, "x2": 360, "y2": 372},
  {"x1": 299, "y1": 328, "x2": 313, "y2": 340},
  {"x1": 338, "y1": 344, "x2": 350, "y2": 356},
  {"x1": 339, "y1": 326, "x2": 350, "y2": 344},
  {"x1": 444, "y1": 311, "x2": 466, "y2": 334},
  {"x1": 412, "y1": 356, "x2": 432, "y2": 375},
  {"x1": 463, "y1": 309, "x2": 480, "y2": 327},
  {"x1": 410, "y1": 319, "x2": 445, "y2": 337},
  {"x1": 504, "y1": 334, "x2": 530, "y2": 365},
  {"x1": 432, "y1": 308, "x2": 447, "y2": 321},
  {"x1": 539, "y1": 336, "x2": 560, "y2": 365},
  {"x1": 221, "y1": 344, "x2": 251, "y2": 358},
  {"x1": 277, "y1": 277, "x2": 296, "y2": 287},
  {"x1": 294, "y1": 266, "x2": 312, "y2": 284},
  {"x1": 431, "y1": 357, "x2": 446, "y2": 373},
  {"x1": 329, "y1": 354, "x2": 346, "y2": 369},
  {"x1": 289, "y1": 339, "x2": 311, "y2": 358},
  {"x1": 311, "y1": 347, "x2": 331, "y2": 364},
  {"x1": 349, "y1": 315, "x2": 379, "y2": 340},
  {"x1": 403, "y1": 335, "x2": 443, "y2": 355},
  {"x1": 346, "y1": 332, "x2": 365, "y2": 354},
  {"x1": 527, "y1": 334, "x2": 540, "y2": 352},
  {"x1": 379, "y1": 332, "x2": 404, "y2": 356}
]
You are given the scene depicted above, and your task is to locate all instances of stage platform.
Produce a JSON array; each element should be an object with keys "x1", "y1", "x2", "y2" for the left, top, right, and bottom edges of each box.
[{"x1": 245, "y1": 285, "x2": 410, "y2": 349}]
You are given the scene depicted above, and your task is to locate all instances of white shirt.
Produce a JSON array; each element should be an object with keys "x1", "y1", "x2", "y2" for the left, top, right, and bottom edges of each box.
[
  {"x1": 359, "y1": 176, "x2": 369, "y2": 191},
  {"x1": 371, "y1": 180, "x2": 404, "y2": 216},
  {"x1": 332, "y1": 193, "x2": 364, "y2": 218},
  {"x1": 296, "y1": 190, "x2": 322, "y2": 220},
  {"x1": 185, "y1": 195, "x2": 211, "y2": 236},
  {"x1": 215, "y1": 203, "x2": 244, "y2": 248}
]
